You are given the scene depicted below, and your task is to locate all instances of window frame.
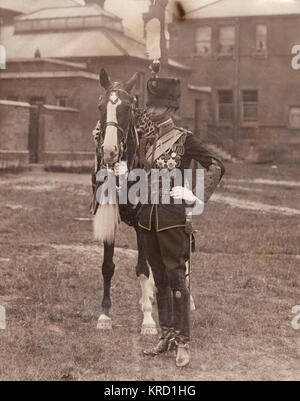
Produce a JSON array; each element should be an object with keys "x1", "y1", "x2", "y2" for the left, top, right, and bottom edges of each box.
[
  {"x1": 218, "y1": 25, "x2": 236, "y2": 57},
  {"x1": 56, "y1": 96, "x2": 68, "y2": 108},
  {"x1": 255, "y1": 24, "x2": 268, "y2": 56},
  {"x1": 288, "y1": 106, "x2": 300, "y2": 130},
  {"x1": 217, "y1": 89, "x2": 234, "y2": 125},
  {"x1": 29, "y1": 97, "x2": 46, "y2": 105},
  {"x1": 241, "y1": 90, "x2": 259, "y2": 123},
  {"x1": 195, "y1": 25, "x2": 212, "y2": 56}
]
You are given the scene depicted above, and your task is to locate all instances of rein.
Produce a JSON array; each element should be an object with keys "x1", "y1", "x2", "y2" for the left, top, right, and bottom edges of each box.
[{"x1": 96, "y1": 88, "x2": 138, "y2": 172}]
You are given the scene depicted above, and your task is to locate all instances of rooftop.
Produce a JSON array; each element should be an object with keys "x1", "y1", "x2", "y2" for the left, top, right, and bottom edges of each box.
[
  {"x1": 15, "y1": 3, "x2": 120, "y2": 21},
  {"x1": 7, "y1": 58, "x2": 88, "y2": 70},
  {"x1": 3, "y1": 28, "x2": 147, "y2": 59},
  {"x1": 187, "y1": 0, "x2": 300, "y2": 19},
  {"x1": 13, "y1": 3, "x2": 123, "y2": 33}
]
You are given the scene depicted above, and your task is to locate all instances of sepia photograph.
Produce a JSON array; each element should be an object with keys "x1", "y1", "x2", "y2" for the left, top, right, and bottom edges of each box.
[{"x1": 0, "y1": 0, "x2": 299, "y2": 384}]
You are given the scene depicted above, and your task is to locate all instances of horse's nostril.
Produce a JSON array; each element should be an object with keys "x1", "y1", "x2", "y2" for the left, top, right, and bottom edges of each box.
[{"x1": 110, "y1": 151, "x2": 115, "y2": 157}]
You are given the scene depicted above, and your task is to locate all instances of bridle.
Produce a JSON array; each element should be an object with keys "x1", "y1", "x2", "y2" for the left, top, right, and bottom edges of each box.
[{"x1": 97, "y1": 86, "x2": 139, "y2": 170}]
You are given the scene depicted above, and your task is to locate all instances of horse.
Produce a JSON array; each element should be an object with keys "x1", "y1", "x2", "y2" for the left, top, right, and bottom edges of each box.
[{"x1": 92, "y1": 68, "x2": 158, "y2": 335}]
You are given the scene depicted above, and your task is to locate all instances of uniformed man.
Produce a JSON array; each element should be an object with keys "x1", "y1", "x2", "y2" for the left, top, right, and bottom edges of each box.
[{"x1": 139, "y1": 77, "x2": 225, "y2": 367}]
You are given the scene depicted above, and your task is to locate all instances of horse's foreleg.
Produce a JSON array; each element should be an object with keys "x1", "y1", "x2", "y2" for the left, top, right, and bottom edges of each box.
[
  {"x1": 97, "y1": 241, "x2": 115, "y2": 330},
  {"x1": 134, "y1": 225, "x2": 158, "y2": 336}
]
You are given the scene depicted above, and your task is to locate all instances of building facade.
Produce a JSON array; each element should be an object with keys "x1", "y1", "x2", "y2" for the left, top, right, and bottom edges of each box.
[
  {"x1": 168, "y1": 0, "x2": 300, "y2": 162},
  {"x1": 0, "y1": 0, "x2": 211, "y2": 170}
]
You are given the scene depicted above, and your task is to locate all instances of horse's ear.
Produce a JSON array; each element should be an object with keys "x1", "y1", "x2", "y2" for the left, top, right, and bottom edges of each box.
[
  {"x1": 124, "y1": 73, "x2": 138, "y2": 93},
  {"x1": 100, "y1": 68, "x2": 112, "y2": 90}
]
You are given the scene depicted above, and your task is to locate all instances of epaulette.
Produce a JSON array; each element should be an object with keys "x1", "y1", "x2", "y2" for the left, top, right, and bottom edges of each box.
[{"x1": 176, "y1": 127, "x2": 194, "y2": 137}]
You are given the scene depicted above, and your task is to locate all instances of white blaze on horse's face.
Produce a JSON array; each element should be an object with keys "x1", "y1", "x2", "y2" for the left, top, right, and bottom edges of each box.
[{"x1": 103, "y1": 91, "x2": 122, "y2": 164}]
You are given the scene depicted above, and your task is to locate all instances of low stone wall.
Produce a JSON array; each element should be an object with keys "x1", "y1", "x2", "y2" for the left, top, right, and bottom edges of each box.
[
  {"x1": 44, "y1": 151, "x2": 94, "y2": 172},
  {"x1": 0, "y1": 100, "x2": 32, "y2": 170},
  {"x1": 212, "y1": 126, "x2": 300, "y2": 164},
  {"x1": 41, "y1": 105, "x2": 94, "y2": 171},
  {"x1": 0, "y1": 150, "x2": 29, "y2": 170},
  {"x1": 0, "y1": 101, "x2": 95, "y2": 171}
]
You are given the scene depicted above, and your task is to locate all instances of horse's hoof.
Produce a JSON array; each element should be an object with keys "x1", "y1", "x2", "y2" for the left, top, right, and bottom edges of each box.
[
  {"x1": 97, "y1": 314, "x2": 112, "y2": 330},
  {"x1": 141, "y1": 325, "x2": 158, "y2": 336}
]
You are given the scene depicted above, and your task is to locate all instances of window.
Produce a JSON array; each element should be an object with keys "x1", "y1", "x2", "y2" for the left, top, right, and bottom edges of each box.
[
  {"x1": 67, "y1": 17, "x2": 84, "y2": 29},
  {"x1": 195, "y1": 26, "x2": 211, "y2": 55},
  {"x1": 218, "y1": 26, "x2": 235, "y2": 55},
  {"x1": 289, "y1": 107, "x2": 300, "y2": 129},
  {"x1": 85, "y1": 16, "x2": 101, "y2": 28},
  {"x1": 256, "y1": 25, "x2": 267, "y2": 54},
  {"x1": 49, "y1": 19, "x2": 66, "y2": 30},
  {"x1": 15, "y1": 21, "x2": 32, "y2": 32},
  {"x1": 32, "y1": 20, "x2": 49, "y2": 31},
  {"x1": 218, "y1": 90, "x2": 233, "y2": 122},
  {"x1": 242, "y1": 90, "x2": 258, "y2": 122},
  {"x1": 29, "y1": 97, "x2": 46, "y2": 105},
  {"x1": 56, "y1": 97, "x2": 68, "y2": 108}
]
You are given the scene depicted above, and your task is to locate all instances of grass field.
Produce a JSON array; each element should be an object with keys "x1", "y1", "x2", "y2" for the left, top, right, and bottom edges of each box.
[{"x1": 0, "y1": 163, "x2": 299, "y2": 381}]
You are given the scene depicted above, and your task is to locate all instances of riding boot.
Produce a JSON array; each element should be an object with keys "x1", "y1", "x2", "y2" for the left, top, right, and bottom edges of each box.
[
  {"x1": 143, "y1": 327, "x2": 176, "y2": 356},
  {"x1": 172, "y1": 277, "x2": 190, "y2": 342},
  {"x1": 172, "y1": 286, "x2": 190, "y2": 366},
  {"x1": 156, "y1": 285, "x2": 174, "y2": 331},
  {"x1": 176, "y1": 342, "x2": 190, "y2": 367}
]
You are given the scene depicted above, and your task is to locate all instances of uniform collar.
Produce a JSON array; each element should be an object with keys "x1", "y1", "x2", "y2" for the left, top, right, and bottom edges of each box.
[{"x1": 157, "y1": 118, "x2": 175, "y2": 138}]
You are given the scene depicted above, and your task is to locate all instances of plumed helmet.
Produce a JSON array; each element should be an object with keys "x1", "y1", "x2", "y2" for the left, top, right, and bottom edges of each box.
[{"x1": 146, "y1": 77, "x2": 181, "y2": 109}]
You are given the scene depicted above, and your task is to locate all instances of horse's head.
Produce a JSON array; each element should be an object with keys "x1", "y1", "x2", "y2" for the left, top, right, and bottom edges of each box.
[{"x1": 98, "y1": 68, "x2": 138, "y2": 166}]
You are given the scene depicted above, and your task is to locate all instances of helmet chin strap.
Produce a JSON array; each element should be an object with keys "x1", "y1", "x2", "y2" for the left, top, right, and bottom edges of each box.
[{"x1": 149, "y1": 107, "x2": 177, "y2": 124}]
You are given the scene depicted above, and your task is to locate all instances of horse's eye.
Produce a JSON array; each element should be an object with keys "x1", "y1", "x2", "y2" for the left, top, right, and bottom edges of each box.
[{"x1": 122, "y1": 102, "x2": 131, "y2": 110}]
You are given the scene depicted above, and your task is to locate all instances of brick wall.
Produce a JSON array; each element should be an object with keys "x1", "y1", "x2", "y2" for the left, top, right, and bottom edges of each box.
[
  {"x1": 0, "y1": 100, "x2": 32, "y2": 170},
  {"x1": 40, "y1": 105, "x2": 94, "y2": 171},
  {"x1": 208, "y1": 125, "x2": 300, "y2": 163},
  {"x1": 169, "y1": 14, "x2": 300, "y2": 163}
]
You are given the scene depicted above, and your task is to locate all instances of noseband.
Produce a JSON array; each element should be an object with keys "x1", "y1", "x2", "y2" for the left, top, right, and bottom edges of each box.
[{"x1": 98, "y1": 87, "x2": 137, "y2": 169}]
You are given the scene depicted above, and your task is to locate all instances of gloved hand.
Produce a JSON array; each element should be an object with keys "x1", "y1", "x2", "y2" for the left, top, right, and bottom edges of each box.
[
  {"x1": 114, "y1": 162, "x2": 128, "y2": 178},
  {"x1": 171, "y1": 186, "x2": 203, "y2": 205}
]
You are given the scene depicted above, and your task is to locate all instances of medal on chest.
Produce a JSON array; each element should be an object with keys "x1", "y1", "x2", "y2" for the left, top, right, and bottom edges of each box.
[{"x1": 155, "y1": 134, "x2": 187, "y2": 170}]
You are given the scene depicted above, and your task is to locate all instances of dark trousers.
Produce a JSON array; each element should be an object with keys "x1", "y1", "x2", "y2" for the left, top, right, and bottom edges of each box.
[{"x1": 140, "y1": 223, "x2": 190, "y2": 342}]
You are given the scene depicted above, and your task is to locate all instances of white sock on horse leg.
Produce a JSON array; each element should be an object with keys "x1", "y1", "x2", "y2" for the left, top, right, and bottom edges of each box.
[{"x1": 139, "y1": 273, "x2": 157, "y2": 335}]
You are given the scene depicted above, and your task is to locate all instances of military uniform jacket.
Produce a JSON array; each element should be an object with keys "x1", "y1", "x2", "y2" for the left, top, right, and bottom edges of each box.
[{"x1": 138, "y1": 119, "x2": 225, "y2": 232}]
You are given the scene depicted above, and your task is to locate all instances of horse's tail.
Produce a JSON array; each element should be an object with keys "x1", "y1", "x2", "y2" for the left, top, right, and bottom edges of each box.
[{"x1": 93, "y1": 204, "x2": 120, "y2": 245}]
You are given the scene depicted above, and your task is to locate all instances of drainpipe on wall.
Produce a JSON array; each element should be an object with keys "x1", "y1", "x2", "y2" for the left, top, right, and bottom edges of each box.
[
  {"x1": 233, "y1": 18, "x2": 240, "y2": 157},
  {"x1": 0, "y1": 16, "x2": 6, "y2": 71}
]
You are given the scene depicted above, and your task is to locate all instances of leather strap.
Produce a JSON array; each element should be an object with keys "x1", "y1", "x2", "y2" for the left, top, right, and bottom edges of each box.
[{"x1": 145, "y1": 128, "x2": 184, "y2": 166}]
